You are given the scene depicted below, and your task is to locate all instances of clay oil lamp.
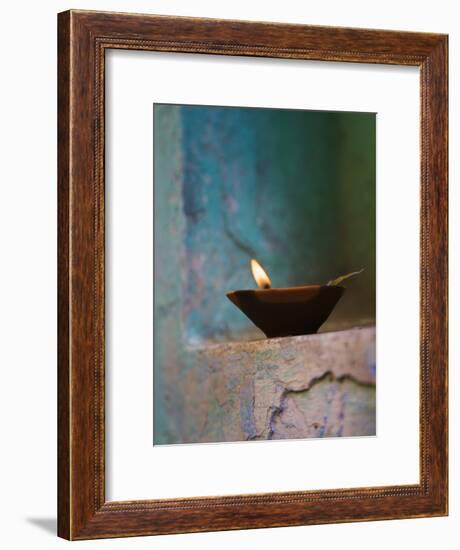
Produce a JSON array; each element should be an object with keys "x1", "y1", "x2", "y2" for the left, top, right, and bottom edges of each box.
[{"x1": 226, "y1": 259, "x2": 363, "y2": 338}]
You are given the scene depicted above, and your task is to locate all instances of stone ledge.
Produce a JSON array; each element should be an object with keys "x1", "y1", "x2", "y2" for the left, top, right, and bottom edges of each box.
[
  {"x1": 195, "y1": 326, "x2": 376, "y2": 385},
  {"x1": 158, "y1": 326, "x2": 376, "y2": 444}
]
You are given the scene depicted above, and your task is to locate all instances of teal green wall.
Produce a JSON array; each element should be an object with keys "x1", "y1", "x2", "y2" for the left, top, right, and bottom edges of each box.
[
  {"x1": 335, "y1": 113, "x2": 376, "y2": 323},
  {"x1": 155, "y1": 104, "x2": 375, "y2": 344}
]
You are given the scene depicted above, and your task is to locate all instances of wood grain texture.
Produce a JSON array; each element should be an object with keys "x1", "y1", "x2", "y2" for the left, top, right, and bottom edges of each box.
[
  {"x1": 57, "y1": 10, "x2": 70, "y2": 540},
  {"x1": 57, "y1": 10, "x2": 448, "y2": 540}
]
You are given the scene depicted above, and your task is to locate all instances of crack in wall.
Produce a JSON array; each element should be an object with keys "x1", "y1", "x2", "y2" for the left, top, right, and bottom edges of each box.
[
  {"x1": 266, "y1": 371, "x2": 375, "y2": 440},
  {"x1": 223, "y1": 213, "x2": 257, "y2": 260}
]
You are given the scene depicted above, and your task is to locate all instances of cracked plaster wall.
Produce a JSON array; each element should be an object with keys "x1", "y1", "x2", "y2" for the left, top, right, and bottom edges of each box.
[{"x1": 154, "y1": 326, "x2": 376, "y2": 444}]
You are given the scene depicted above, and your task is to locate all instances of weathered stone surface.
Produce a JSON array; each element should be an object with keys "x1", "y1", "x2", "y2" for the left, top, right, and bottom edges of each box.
[
  {"x1": 155, "y1": 326, "x2": 375, "y2": 444},
  {"x1": 270, "y1": 375, "x2": 376, "y2": 439}
]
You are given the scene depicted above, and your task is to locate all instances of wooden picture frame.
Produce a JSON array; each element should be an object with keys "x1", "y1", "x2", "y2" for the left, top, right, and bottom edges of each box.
[{"x1": 58, "y1": 10, "x2": 448, "y2": 540}]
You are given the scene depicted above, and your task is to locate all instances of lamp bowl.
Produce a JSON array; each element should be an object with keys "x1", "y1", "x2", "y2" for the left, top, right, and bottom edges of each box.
[{"x1": 226, "y1": 285, "x2": 344, "y2": 338}]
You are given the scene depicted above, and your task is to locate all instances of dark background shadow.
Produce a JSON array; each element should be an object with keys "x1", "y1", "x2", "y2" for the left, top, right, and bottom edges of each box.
[{"x1": 26, "y1": 517, "x2": 56, "y2": 536}]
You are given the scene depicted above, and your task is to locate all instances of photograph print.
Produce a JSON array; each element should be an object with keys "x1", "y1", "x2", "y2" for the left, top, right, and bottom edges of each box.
[{"x1": 154, "y1": 103, "x2": 376, "y2": 445}]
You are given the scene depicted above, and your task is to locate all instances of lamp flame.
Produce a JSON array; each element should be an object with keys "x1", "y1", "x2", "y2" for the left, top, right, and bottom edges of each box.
[{"x1": 250, "y1": 259, "x2": 272, "y2": 289}]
